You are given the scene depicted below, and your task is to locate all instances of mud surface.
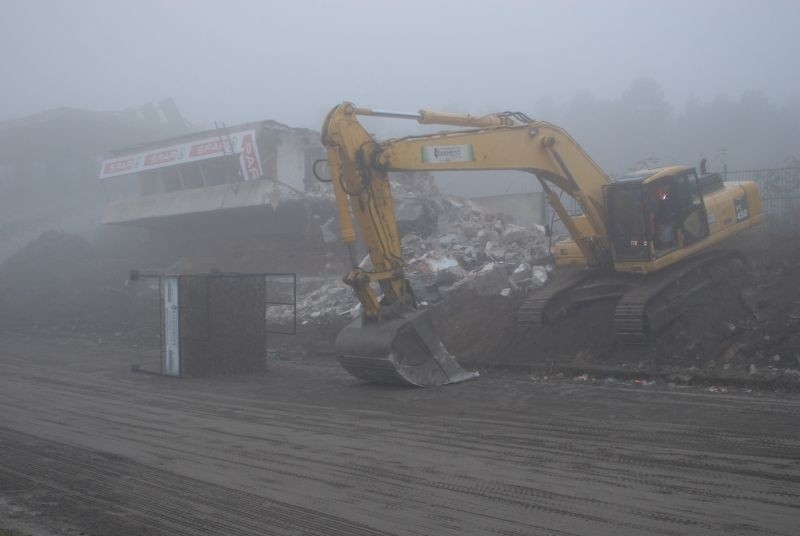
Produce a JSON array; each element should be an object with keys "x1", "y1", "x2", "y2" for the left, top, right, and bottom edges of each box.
[
  {"x1": 0, "y1": 333, "x2": 798, "y2": 535},
  {"x1": 0, "y1": 218, "x2": 798, "y2": 534}
]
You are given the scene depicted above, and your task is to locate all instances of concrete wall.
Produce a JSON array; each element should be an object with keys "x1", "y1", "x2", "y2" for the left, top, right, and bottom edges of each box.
[
  {"x1": 470, "y1": 192, "x2": 546, "y2": 228},
  {"x1": 276, "y1": 135, "x2": 308, "y2": 192}
]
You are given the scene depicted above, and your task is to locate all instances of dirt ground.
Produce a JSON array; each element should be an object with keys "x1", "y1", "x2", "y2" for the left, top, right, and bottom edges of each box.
[
  {"x1": 0, "y1": 219, "x2": 798, "y2": 534},
  {"x1": 0, "y1": 332, "x2": 798, "y2": 536}
]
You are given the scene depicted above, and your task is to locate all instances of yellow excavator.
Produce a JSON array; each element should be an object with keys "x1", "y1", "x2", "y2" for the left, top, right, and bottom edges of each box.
[{"x1": 321, "y1": 102, "x2": 764, "y2": 387}]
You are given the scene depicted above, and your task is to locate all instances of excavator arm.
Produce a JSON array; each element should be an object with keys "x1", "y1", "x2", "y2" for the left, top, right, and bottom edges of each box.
[{"x1": 321, "y1": 102, "x2": 613, "y2": 386}]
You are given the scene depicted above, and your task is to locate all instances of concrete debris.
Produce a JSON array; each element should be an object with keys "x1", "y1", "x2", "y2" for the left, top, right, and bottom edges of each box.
[
  {"x1": 393, "y1": 177, "x2": 550, "y2": 297},
  {"x1": 510, "y1": 263, "x2": 531, "y2": 287},
  {"x1": 470, "y1": 263, "x2": 511, "y2": 297},
  {"x1": 500, "y1": 224, "x2": 528, "y2": 245},
  {"x1": 293, "y1": 175, "x2": 552, "y2": 322},
  {"x1": 411, "y1": 252, "x2": 461, "y2": 275},
  {"x1": 532, "y1": 265, "x2": 548, "y2": 286},
  {"x1": 320, "y1": 217, "x2": 338, "y2": 244},
  {"x1": 484, "y1": 241, "x2": 506, "y2": 260},
  {"x1": 266, "y1": 278, "x2": 360, "y2": 326}
]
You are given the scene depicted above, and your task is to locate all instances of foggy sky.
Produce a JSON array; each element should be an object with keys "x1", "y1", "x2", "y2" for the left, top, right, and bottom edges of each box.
[{"x1": 2, "y1": 0, "x2": 799, "y2": 129}]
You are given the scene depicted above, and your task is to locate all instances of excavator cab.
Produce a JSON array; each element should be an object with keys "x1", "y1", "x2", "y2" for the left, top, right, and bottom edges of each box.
[{"x1": 606, "y1": 168, "x2": 710, "y2": 265}]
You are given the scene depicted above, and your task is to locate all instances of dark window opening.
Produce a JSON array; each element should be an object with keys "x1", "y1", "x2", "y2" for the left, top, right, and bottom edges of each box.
[{"x1": 607, "y1": 185, "x2": 650, "y2": 261}]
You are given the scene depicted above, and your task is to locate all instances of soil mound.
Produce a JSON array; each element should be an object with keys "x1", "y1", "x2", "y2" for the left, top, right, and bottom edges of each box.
[{"x1": 433, "y1": 224, "x2": 800, "y2": 382}]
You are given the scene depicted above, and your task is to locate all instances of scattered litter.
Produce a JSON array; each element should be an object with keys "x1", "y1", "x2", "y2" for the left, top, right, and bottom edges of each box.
[{"x1": 633, "y1": 378, "x2": 655, "y2": 386}]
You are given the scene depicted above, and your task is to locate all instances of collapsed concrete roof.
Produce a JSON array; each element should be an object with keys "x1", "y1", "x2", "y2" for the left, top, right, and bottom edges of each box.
[
  {"x1": 99, "y1": 118, "x2": 325, "y2": 226},
  {"x1": 105, "y1": 119, "x2": 319, "y2": 159}
]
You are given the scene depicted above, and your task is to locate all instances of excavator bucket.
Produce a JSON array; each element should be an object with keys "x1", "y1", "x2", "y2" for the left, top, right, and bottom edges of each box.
[{"x1": 335, "y1": 307, "x2": 479, "y2": 387}]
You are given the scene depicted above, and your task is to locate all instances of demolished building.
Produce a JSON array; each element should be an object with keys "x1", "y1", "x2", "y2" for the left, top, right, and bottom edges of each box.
[
  {"x1": 98, "y1": 120, "x2": 339, "y2": 273},
  {"x1": 100, "y1": 120, "x2": 325, "y2": 224}
]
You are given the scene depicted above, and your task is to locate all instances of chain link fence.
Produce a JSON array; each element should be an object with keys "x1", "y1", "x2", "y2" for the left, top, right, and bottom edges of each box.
[{"x1": 723, "y1": 166, "x2": 800, "y2": 226}]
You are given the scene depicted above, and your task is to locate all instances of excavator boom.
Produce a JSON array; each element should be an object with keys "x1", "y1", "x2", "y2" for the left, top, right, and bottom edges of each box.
[{"x1": 321, "y1": 102, "x2": 610, "y2": 387}]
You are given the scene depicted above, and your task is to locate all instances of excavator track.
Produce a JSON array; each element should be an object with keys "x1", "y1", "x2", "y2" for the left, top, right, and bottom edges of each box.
[
  {"x1": 518, "y1": 250, "x2": 746, "y2": 345},
  {"x1": 614, "y1": 250, "x2": 746, "y2": 344},
  {"x1": 517, "y1": 267, "x2": 595, "y2": 327}
]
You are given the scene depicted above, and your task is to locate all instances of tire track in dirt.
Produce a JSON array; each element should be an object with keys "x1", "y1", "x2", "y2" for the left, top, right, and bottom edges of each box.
[
  {"x1": 0, "y1": 336, "x2": 798, "y2": 535},
  {"x1": 0, "y1": 429, "x2": 394, "y2": 536}
]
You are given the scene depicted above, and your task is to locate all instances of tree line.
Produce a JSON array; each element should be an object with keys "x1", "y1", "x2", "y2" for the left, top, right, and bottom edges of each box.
[{"x1": 534, "y1": 77, "x2": 800, "y2": 175}]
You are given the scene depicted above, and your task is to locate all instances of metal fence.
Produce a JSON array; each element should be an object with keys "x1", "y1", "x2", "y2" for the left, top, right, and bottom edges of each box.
[
  {"x1": 543, "y1": 166, "x2": 800, "y2": 237},
  {"x1": 723, "y1": 166, "x2": 800, "y2": 226}
]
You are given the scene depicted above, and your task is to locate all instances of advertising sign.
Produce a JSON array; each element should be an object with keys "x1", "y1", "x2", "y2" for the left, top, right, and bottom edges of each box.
[{"x1": 100, "y1": 129, "x2": 264, "y2": 181}]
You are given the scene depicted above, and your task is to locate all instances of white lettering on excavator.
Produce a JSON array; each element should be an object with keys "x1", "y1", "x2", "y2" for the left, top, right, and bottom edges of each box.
[
  {"x1": 734, "y1": 196, "x2": 750, "y2": 222},
  {"x1": 421, "y1": 144, "x2": 474, "y2": 164}
]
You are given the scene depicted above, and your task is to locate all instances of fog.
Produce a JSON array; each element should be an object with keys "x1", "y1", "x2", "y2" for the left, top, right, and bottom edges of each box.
[{"x1": 2, "y1": 0, "x2": 799, "y2": 193}]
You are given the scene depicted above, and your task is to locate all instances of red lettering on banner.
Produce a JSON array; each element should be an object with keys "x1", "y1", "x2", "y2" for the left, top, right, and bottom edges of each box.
[
  {"x1": 103, "y1": 159, "x2": 134, "y2": 174},
  {"x1": 144, "y1": 149, "x2": 178, "y2": 166},
  {"x1": 189, "y1": 141, "x2": 224, "y2": 157},
  {"x1": 240, "y1": 134, "x2": 262, "y2": 179}
]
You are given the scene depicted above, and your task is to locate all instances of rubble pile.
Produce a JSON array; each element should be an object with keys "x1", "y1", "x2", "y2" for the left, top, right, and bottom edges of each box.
[
  {"x1": 389, "y1": 175, "x2": 552, "y2": 301},
  {"x1": 285, "y1": 174, "x2": 554, "y2": 323},
  {"x1": 267, "y1": 277, "x2": 360, "y2": 326}
]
